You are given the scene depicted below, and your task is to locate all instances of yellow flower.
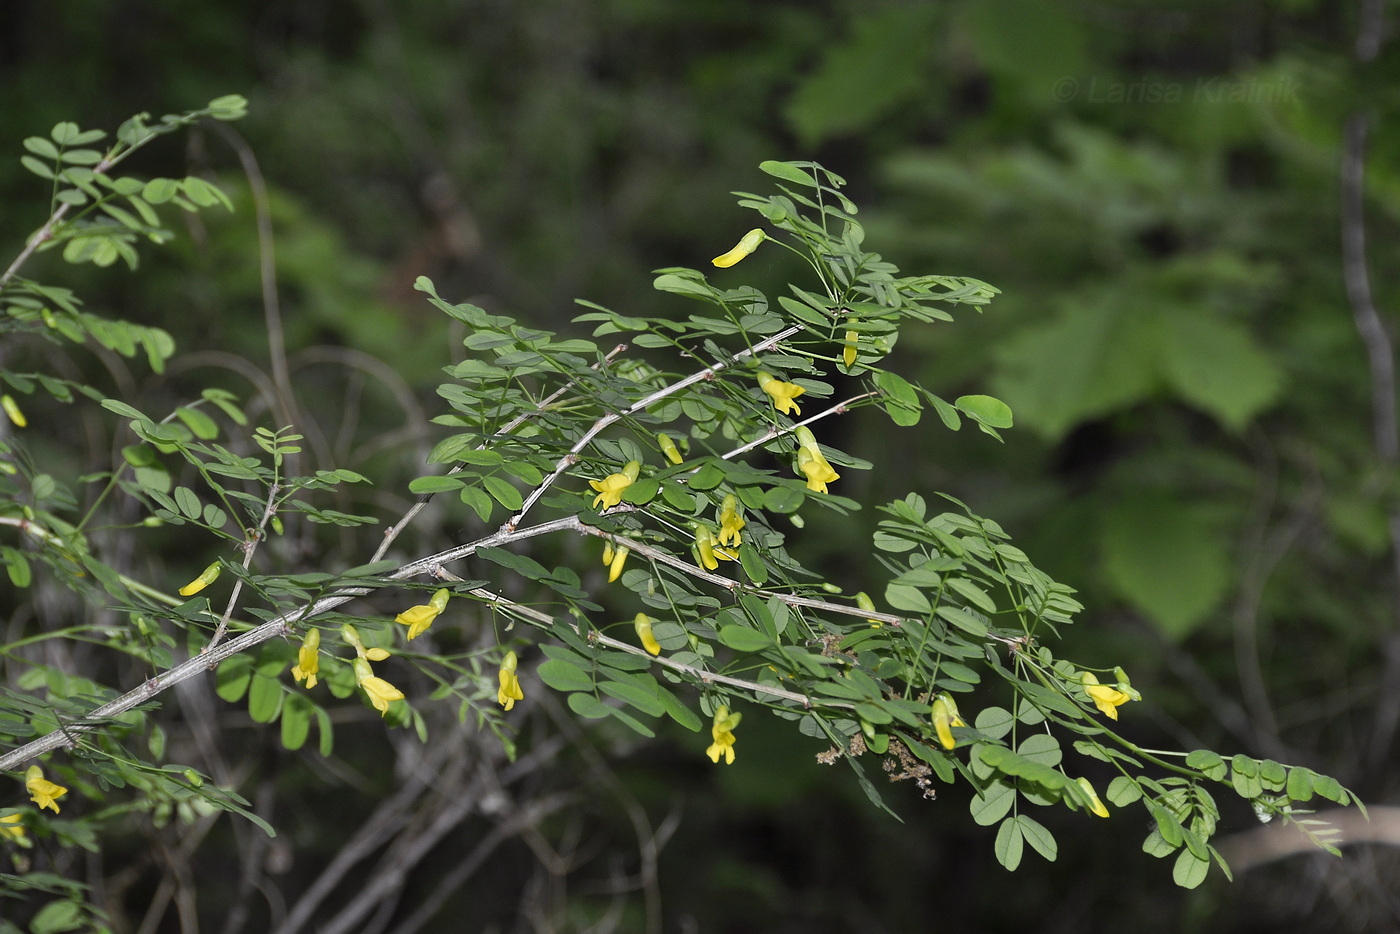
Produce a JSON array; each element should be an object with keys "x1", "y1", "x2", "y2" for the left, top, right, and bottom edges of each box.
[
  {"x1": 634, "y1": 613, "x2": 662, "y2": 656},
  {"x1": 24, "y1": 766, "x2": 66, "y2": 813},
  {"x1": 718, "y1": 494, "x2": 745, "y2": 548},
  {"x1": 843, "y1": 329, "x2": 859, "y2": 367},
  {"x1": 395, "y1": 587, "x2": 450, "y2": 640},
  {"x1": 705, "y1": 705, "x2": 742, "y2": 764},
  {"x1": 178, "y1": 561, "x2": 221, "y2": 596},
  {"x1": 1, "y1": 395, "x2": 26, "y2": 428},
  {"x1": 794, "y1": 426, "x2": 840, "y2": 494},
  {"x1": 694, "y1": 523, "x2": 720, "y2": 571},
  {"x1": 291, "y1": 627, "x2": 320, "y2": 689},
  {"x1": 1080, "y1": 672, "x2": 1134, "y2": 720},
  {"x1": 352, "y1": 657, "x2": 404, "y2": 716},
  {"x1": 1076, "y1": 777, "x2": 1110, "y2": 818},
  {"x1": 657, "y1": 432, "x2": 684, "y2": 465},
  {"x1": 607, "y1": 543, "x2": 630, "y2": 582},
  {"x1": 589, "y1": 460, "x2": 641, "y2": 511},
  {"x1": 0, "y1": 814, "x2": 26, "y2": 844},
  {"x1": 757, "y1": 371, "x2": 804, "y2": 416},
  {"x1": 498, "y1": 649, "x2": 525, "y2": 710},
  {"x1": 711, "y1": 228, "x2": 766, "y2": 268},
  {"x1": 930, "y1": 693, "x2": 966, "y2": 750}
]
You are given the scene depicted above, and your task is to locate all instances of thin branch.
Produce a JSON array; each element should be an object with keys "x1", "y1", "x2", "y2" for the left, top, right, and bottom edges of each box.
[
  {"x1": 508, "y1": 325, "x2": 804, "y2": 528},
  {"x1": 718, "y1": 391, "x2": 879, "y2": 461},
  {"x1": 1341, "y1": 116, "x2": 1398, "y2": 465},
  {"x1": 1, "y1": 144, "x2": 116, "y2": 290},
  {"x1": 0, "y1": 515, "x2": 580, "y2": 772},
  {"x1": 1215, "y1": 804, "x2": 1400, "y2": 873},
  {"x1": 209, "y1": 123, "x2": 296, "y2": 428},
  {"x1": 208, "y1": 483, "x2": 279, "y2": 650},
  {"x1": 1338, "y1": 1, "x2": 1400, "y2": 774},
  {"x1": 3, "y1": 108, "x2": 218, "y2": 290},
  {"x1": 434, "y1": 568, "x2": 819, "y2": 707},
  {"x1": 367, "y1": 343, "x2": 629, "y2": 564}
]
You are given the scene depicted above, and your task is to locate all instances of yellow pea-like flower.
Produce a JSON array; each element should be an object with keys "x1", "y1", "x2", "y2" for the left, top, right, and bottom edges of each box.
[
  {"x1": 794, "y1": 427, "x2": 840, "y2": 494},
  {"x1": 395, "y1": 587, "x2": 450, "y2": 640},
  {"x1": 1080, "y1": 671, "x2": 1135, "y2": 720},
  {"x1": 694, "y1": 523, "x2": 719, "y2": 571},
  {"x1": 634, "y1": 613, "x2": 662, "y2": 656},
  {"x1": 705, "y1": 705, "x2": 742, "y2": 764},
  {"x1": 291, "y1": 627, "x2": 321, "y2": 689},
  {"x1": 718, "y1": 494, "x2": 745, "y2": 548},
  {"x1": 498, "y1": 649, "x2": 525, "y2": 710},
  {"x1": 931, "y1": 693, "x2": 966, "y2": 750},
  {"x1": 178, "y1": 561, "x2": 221, "y2": 596},
  {"x1": 711, "y1": 228, "x2": 766, "y2": 268},
  {"x1": 608, "y1": 544, "x2": 630, "y2": 582},
  {"x1": 24, "y1": 766, "x2": 67, "y2": 813},
  {"x1": 589, "y1": 460, "x2": 641, "y2": 511},
  {"x1": 351, "y1": 657, "x2": 404, "y2": 716},
  {"x1": 756, "y1": 371, "x2": 804, "y2": 416},
  {"x1": 843, "y1": 329, "x2": 859, "y2": 367}
]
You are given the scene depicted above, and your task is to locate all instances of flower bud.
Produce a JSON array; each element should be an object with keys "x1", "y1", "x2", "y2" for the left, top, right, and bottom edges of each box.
[
  {"x1": 178, "y1": 561, "x2": 221, "y2": 596},
  {"x1": 711, "y1": 228, "x2": 766, "y2": 268},
  {"x1": 634, "y1": 613, "x2": 662, "y2": 655},
  {"x1": 608, "y1": 544, "x2": 630, "y2": 582},
  {"x1": 657, "y1": 433, "x2": 684, "y2": 465},
  {"x1": 1, "y1": 395, "x2": 26, "y2": 428}
]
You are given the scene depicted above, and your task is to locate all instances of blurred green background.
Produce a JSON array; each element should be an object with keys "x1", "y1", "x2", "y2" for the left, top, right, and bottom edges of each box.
[{"x1": 3, "y1": 0, "x2": 1399, "y2": 930}]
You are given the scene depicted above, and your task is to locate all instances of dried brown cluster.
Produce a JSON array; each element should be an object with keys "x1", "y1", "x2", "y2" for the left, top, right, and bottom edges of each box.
[{"x1": 882, "y1": 739, "x2": 936, "y2": 800}]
